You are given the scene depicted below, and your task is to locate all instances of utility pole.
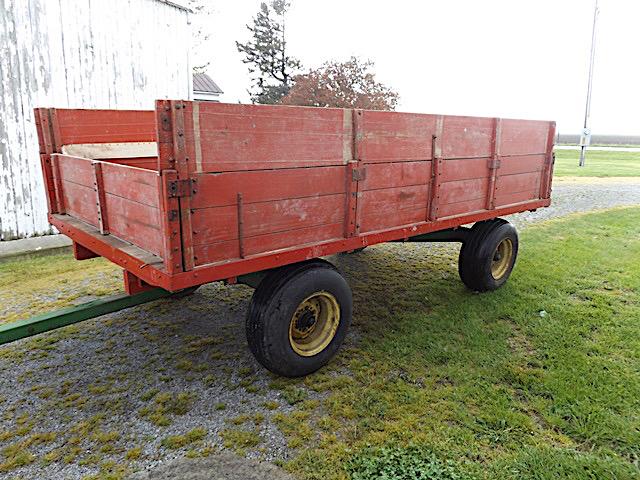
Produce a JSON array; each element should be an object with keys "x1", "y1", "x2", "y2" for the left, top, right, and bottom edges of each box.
[{"x1": 579, "y1": 0, "x2": 599, "y2": 167}]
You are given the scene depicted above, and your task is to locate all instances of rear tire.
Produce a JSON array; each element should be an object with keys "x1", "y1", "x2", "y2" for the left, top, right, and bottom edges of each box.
[
  {"x1": 246, "y1": 260, "x2": 352, "y2": 377},
  {"x1": 458, "y1": 219, "x2": 519, "y2": 292},
  {"x1": 171, "y1": 286, "x2": 200, "y2": 299}
]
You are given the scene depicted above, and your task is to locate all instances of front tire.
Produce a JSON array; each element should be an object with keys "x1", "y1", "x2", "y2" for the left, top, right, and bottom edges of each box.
[
  {"x1": 458, "y1": 219, "x2": 519, "y2": 292},
  {"x1": 246, "y1": 260, "x2": 352, "y2": 377}
]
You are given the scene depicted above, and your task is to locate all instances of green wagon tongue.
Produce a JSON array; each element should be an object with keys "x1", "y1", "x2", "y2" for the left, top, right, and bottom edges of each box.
[{"x1": 0, "y1": 288, "x2": 173, "y2": 346}]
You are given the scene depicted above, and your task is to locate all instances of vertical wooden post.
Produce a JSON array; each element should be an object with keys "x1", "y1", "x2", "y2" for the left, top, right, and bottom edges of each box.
[
  {"x1": 428, "y1": 115, "x2": 444, "y2": 221},
  {"x1": 92, "y1": 162, "x2": 109, "y2": 234},
  {"x1": 51, "y1": 155, "x2": 66, "y2": 215},
  {"x1": 352, "y1": 109, "x2": 366, "y2": 236},
  {"x1": 486, "y1": 117, "x2": 502, "y2": 210},
  {"x1": 34, "y1": 108, "x2": 59, "y2": 214},
  {"x1": 171, "y1": 100, "x2": 194, "y2": 271},
  {"x1": 158, "y1": 170, "x2": 183, "y2": 274},
  {"x1": 344, "y1": 109, "x2": 358, "y2": 238},
  {"x1": 237, "y1": 193, "x2": 245, "y2": 258},
  {"x1": 540, "y1": 121, "x2": 557, "y2": 199}
]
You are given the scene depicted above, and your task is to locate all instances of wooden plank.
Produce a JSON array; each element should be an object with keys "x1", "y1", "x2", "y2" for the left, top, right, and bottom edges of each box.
[
  {"x1": 438, "y1": 177, "x2": 489, "y2": 205},
  {"x1": 359, "y1": 185, "x2": 429, "y2": 233},
  {"x1": 55, "y1": 154, "x2": 94, "y2": 186},
  {"x1": 439, "y1": 158, "x2": 490, "y2": 183},
  {"x1": 194, "y1": 222, "x2": 345, "y2": 265},
  {"x1": 495, "y1": 171, "x2": 542, "y2": 199},
  {"x1": 442, "y1": 115, "x2": 494, "y2": 159},
  {"x1": 358, "y1": 110, "x2": 438, "y2": 162},
  {"x1": 359, "y1": 161, "x2": 431, "y2": 191},
  {"x1": 103, "y1": 193, "x2": 163, "y2": 256},
  {"x1": 53, "y1": 108, "x2": 156, "y2": 146},
  {"x1": 433, "y1": 197, "x2": 487, "y2": 219},
  {"x1": 100, "y1": 161, "x2": 160, "y2": 208},
  {"x1": 494, "y1": 189, "x2": 540, "y2": 207},
  {"x1": 499, "y1": 154, "x2": 545, "y2": 176},
  {"x1": 61, "y1": 180, "x2": 97, "y2": 224},
  {"x1": 499, "y1": 119, "x2": 550, "y2": 156},
  {"x1": 189, "y1": 166, "x2": 346, "y2": 209},
  {"x1": 192, "y1": 102, "x2": 346, "y2": 172}
]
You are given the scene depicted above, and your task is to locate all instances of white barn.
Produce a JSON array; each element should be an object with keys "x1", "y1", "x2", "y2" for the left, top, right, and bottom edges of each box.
[{"x1": 0, "y1": 0, "x2": 192, "y2": 240}]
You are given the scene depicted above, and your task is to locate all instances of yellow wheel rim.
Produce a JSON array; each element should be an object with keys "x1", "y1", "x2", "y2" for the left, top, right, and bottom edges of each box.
[
  {"x1": 289, "y1": 292, "x2": 340, "y2": 357},
  {"x1": 491, "y1": 238, "x2": 514, "y2": 279}
]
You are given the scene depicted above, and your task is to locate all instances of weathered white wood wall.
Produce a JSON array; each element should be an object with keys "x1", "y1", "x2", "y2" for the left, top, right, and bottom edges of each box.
[{"x1": 0, "y1": 0, "x2": 192, "y2": 240}]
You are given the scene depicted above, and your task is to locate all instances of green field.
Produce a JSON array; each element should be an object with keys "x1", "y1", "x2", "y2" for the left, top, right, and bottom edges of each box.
[{"x1": 554, "y1": 149, "x2": 640, "y2": 177}]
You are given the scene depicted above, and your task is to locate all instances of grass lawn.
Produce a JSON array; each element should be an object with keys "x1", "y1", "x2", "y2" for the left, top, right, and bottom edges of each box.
[{"x1": 554, "y1": 149, "x2": 640, "y2": 177}]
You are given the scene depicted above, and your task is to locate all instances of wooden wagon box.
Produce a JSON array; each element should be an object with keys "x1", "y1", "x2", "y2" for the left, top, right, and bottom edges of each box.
[{"x1": 35, "y1": 101, "x2": 554, "y2": 292}]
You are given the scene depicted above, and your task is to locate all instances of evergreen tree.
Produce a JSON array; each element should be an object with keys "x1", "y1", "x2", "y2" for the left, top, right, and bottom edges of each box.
[{"x1": 236, "y1": 1, "x2": 301, "y2": 104}]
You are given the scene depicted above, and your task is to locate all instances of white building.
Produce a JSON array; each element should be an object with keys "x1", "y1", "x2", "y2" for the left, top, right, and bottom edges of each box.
[{"x1": 0, "y1": 0, "x2": 192, "y2": 240}]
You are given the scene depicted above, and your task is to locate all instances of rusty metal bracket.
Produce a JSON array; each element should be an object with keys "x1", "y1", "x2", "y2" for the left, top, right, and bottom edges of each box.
[
  {"x1": 352, "y1": 167, "x2": 366, "y2": 181},
  {"x1": 167, "y1": 178, "x2": 196, "y2": 198}
]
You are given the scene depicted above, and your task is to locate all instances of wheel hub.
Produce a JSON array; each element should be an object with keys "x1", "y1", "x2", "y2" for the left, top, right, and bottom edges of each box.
[
  {"x1": 289, "y1": 292, "x2": 340, "y2": 357},
  {"x1": 491, "y1": 238, "x2": 513, "y2": 279},
  {"x1": 293, "y1": 306, "x2": 318, "y2": 337}
]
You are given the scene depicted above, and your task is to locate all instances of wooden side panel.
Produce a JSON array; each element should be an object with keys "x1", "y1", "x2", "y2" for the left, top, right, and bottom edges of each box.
[
  {"x1": 190, "y1": 102, "x2": 348, "y2": 172},
  {"x1": 357, "y1": 110, "x2": 437, "y2": 162},
  {"x1": 357, "y1": 161, "x2": 432, "y2": 233},
  {"x1": 359, "y1": 185, "x2": 430, "y2": 233},
  {"x1": 52, "y1": 108, "x2": 156, "y2": 150},
  {"x1": 441, "y1": 116, "x2": 494, "y2": 159},
  {"x1": 103, "y1": 193, "x2": 163, "y2": 256},
  {"x1": 53, "y1": 154, "x2": 163, "y2": 257},
  {"x1": 499, "y1": 119, "x2": 550, "y2": 156},
  {"x1": 100, "y1": 162, "x2": 160, "y2": 208},
  {"x1": 190, "y1": 167, "x2": 346, "y2": 209},
  {"x1": 61, "y1": 181, "x2": 98, "y2": 224}
]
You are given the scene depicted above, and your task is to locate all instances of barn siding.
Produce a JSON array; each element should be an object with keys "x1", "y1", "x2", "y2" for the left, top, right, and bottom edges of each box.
[{"x1": 0, "y1": 0, "x2": 191, "y2": 240}]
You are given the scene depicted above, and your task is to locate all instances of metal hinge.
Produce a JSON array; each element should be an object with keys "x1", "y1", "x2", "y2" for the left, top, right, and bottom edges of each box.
[
  {"x1": 167, "y1": 178, "x2": 196, "y2": 198},
  {"x1": 352, "y1": 167, "x2": 366, "y2": 181},
  {"x1": 488, "y1": 157, "x2": 501, "y2": 170}
]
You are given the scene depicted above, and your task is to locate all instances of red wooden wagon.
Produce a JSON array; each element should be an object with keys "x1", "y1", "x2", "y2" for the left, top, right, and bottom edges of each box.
[{"x1": 24, "y1": 101, "x2": 554, "y2": 376}]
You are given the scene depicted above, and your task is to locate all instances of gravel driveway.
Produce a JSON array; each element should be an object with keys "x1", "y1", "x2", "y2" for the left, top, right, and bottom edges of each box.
[{"x1": 0, "y1": 178, "x2": 638, "y2": 480}]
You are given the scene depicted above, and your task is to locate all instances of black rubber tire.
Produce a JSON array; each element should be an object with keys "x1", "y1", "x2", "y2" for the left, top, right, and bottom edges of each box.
[
  {"x1": 458, "y1": 219, "x2": 519, "y2": 292},
  {"x1": 171, "y1": 286, "x2": 200, "y2": 299},
  {"x1": 339, "y1": 247, "x2": 366, "y2": 254},
  {"x1": 245, "y1": 260, "x2": 352, "y2": 377}
]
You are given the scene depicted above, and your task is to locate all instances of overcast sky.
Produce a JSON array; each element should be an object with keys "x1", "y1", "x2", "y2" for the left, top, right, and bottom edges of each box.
[{"x1": 198, "y1": 0, "x2": 639, "y2": 135}]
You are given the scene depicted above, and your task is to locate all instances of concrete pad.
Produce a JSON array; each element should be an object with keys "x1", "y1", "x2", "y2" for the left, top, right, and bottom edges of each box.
[{"x1": 0, "y1": 234, "x2": 72, "y2": 260}]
